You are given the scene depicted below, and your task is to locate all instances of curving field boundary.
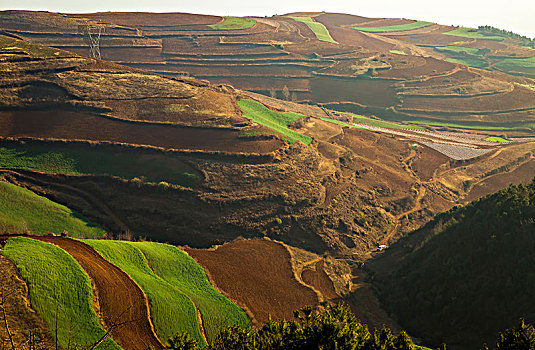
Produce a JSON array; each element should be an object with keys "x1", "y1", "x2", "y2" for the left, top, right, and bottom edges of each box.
[{"x1": 34, "y1": 236, "x2": 164, "y2": 350}]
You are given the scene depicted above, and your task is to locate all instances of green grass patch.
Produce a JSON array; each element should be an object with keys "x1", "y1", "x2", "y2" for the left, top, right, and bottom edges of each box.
[
  {"x1": 319, "y1": 117, "x2": 369, "y2": 130},
  {"x1": 495, "y1": 56, "x2": 535, "y2": 70},
  {"x1": 351, "y1": 113, "x2": 425, "y2": 130},
  {"x1": 209, "y1": 17, "x2": 256, "y2": 30},
  {"x1": 319, "y1": 113, "x2": 425, "y2": 131},
  {"x1": 484, "y1": 137, "x2": 513, "y2": 143},
  {"x1": 1, "y1": 237, "x2": 120, "y2": 349},
  {"x1": 132, "y1": 242, "x2": 250, "y2": 343},
  {"x1": 389, "y1": 50, "x2": 407, "y2": 55},
  {"x1": 353, "y1": 21, "x2": 432, "y2": 33},
  {"x1": 434, "y1": 45, "x2": 484, "y2": 56},
  {"x1": 287, "y1": 16, "x2": 338, "y2": 44},
  {"x1": 444, "y1": 57, "x2": 489, "y2": 69},
  {"x1": 0, "y1": 143, "x2": 200, "y2": 187},
  {"x1": 237, "y1": 99, "x2": 313, "y2": 145},
  {"x1": 0, "y1": 181, "x2": 104, "y2": 237},
  {"x1": 442, "y1": 27, "x2": 505, "y2": 41},
  {"x1": 82, "y1": 240, "x2": 205, "y2": 347}
]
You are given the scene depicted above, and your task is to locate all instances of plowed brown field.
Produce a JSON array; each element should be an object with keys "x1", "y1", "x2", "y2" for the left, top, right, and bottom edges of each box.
[
  {"x1": 0, "y1": 110, "x2": 283, "y2": 154},
  {"x1": 186, "y1": 239, "x2": 319, "y2": 325},
  {"x1": 32, "y1": 237, "x2": 163, "y2": 350}
]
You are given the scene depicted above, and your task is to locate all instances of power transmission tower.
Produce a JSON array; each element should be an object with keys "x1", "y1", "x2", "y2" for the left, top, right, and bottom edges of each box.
[{"x1": 78, "y1": 22, "x2": 104, "y2": 59}]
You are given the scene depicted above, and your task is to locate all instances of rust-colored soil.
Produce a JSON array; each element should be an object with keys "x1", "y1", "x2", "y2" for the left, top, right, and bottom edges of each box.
[
  {"x1": 32, "y1": 236, "x2": 163, "y2": 350},
  {"x1": 186, "y1": 239, "x2": 319, "y2": 325},
  {"x1": 0, "y1": 253, "x2": 55, "y2": 349},
  {"x1": 0, "y1": 110, "x2": 283, "y2": 154},
  {"x1": 301, "y1": 260, "x2": 340, "y2": 301}
]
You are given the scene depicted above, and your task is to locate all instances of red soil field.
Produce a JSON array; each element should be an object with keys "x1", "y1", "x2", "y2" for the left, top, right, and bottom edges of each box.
[
  {"x1": 376, "y1": 57, "x2": 456, "y2": 79},
  {"x1": 0, "y1": 110, "x2": 283, "y2": 154},
  {"x1": 301, "y1": 260, "x2": 340, "y2": 302},
  {"x1": 33, "y1": 236, "x2": 163, "y2": 350},
  {"x1": 324, "y1": 26, "x2": 396, "y2": 51},
  {"x1": 70, "y1": 12, "x2": 221, "y2": 26},
  {"x1": 186, "y1": 239, "x2": 319, "y2": 325},
  {"x1": 315, "y1": 13, "x2": 371, "y2": 26},
  {"x1": 401, "y1": 85, "x2": 535, "y2": 113},
  {"x1": 309, "y1": 77, "x2": 397, "y2": 107},
  {"x1": 352, "y1": 18, "x2": 414, "y2": 28}
]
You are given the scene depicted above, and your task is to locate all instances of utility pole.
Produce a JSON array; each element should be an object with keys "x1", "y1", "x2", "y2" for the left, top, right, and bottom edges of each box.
[{"x1": 78, "y1": 21, "x2": 104, "y2": 59}]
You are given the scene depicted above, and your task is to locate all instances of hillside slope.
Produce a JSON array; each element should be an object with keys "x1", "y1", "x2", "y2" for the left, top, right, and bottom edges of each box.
[
  {"x1": 0, "y1": 33, "x2": 535, "y2": 260},
  {"x1": 368, "y1": 179, "x2": 535, "y2": 349},
  {"x1": 1, "y1": 11, "x2": 534, "y2": 132}
]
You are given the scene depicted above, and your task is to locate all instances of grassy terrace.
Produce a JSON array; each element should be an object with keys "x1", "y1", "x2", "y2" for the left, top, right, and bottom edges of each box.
[
  {"x1": 444, "y1": 57, "x2": 488, "y2": 69},
  {"x1": 433, "y1": 45, "x2": 485, "y2": 55},
  {"x1": 496, "y1": 56, "x2": 535, "y2": 70},
  {"x1": 443, "y1": 27, "x2": 505, "y2": 41},
  {"x1": 133, "y1": 242, "x2": 250, "y2": 343},
  {"x1": 484, "y1": 137, "x2": 513, "y2": 143},
  {"x1": 0, "y1": 181, "x2": 105, "y2": 237},
  {"x1": 209, "y1": 17, "x2": 256, "y2": 30},
  {"x1": 2, "y1": 237, "x2": 120, "y2": 350},
  {"x1": 237, "y1": 99, "x2": 313, "y2": 145},
  {"x1": 353, "y1": 21, "x2": 432, "y2": 32},
  {"x1": 0, "y1": 143, "x2": 200, "y2": 187},
  {"x1": 287, "y1": 16, "x2": 338, "y2": 44},
  {"x1": 83, "y1": 240, "x2": 205, "y2": 346}
]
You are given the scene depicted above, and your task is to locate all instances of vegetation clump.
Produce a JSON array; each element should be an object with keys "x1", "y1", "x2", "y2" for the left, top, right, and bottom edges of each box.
[
  {"x1": 373, "y1": 180, "x2": 535, "y2": 349},
  {"x1": 168, "y1": 305, "x2": 419, "y2": 349}
]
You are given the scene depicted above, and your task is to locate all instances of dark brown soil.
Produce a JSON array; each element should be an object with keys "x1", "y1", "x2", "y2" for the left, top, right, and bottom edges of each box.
[
  {"x1": 0, "y1": 110, "x2": 283, "y2": 154},
  {"x1": 186, "y1": 239, "x2": 319, "y2": 325}
]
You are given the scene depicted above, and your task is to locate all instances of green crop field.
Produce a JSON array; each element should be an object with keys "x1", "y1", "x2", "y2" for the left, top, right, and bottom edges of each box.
[
  {"x1": 353, "y1": 21, "x2": 432, "y2": 33},
  {"x1": 351, "y1": 113, "x2": 425, "y2": 130},
  {"x1": 443, "y1": 27, "x2": 505, "y2": 41},
  {"x1": 484, "y1": 137, "x2": 513, "y2": 143},
  {"x1": 132, "y1": 242, "x2": 250, "y2": 343},
  {"x1": 444, "y1": 57, "x2": 489, "y2": 69},
  {"x1": 287, "y1": 16, "x2": 338, "y2": 44},
  {"x1": 82, "y1": 240, "x2": 205, "y2": 346},
  {"x1": 1, "y1": 237, "x2": 120, "y2": 349},
  {"x1": 319, "y1": 117, "x2": 368, "y2": 130},
  {"x1": 237, "y1": 99, "x2": 313, "y2": 145},
  {"x1": 209, "y1": 17, "x2": 256, "y2": 30},
  {"x1": 496, "y1": 56, "x2": 535, "y2": 70},
  {"x1": 389, "y1": 50, "x2": 408, "y2": 55},
  {"x1": 434, "y1": 45, "x2": 485, "y2": 56},
  {"x1": 0, "y1": 181, "x2": 105, "y2": 237},
  {"x1": 0, "y1": 143, "x2": 200, "y2": 187}
]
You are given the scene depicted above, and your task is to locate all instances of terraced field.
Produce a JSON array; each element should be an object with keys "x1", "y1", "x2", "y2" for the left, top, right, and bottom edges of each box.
[
  {"x1": 354, "y1": 21, "x2": 432, "y2": 32},
  {"x1": 1, "y1": 237, "x2": 120, "y2": 350},
  {"x1": 287, "y1": 16, "x2": 338, "y2": 43},
  {"x1": 237, "y1": 99, "x2": 313, "y2": 145},
  {"x1": 0, "y1": 181, "x2": 105, "y2": 237},
  {"x1": 0, "y1": 142, "x2": 201, "y2": 187},
  {"x1": 2, "y1": 11, "x2": 532, "y2": 131}
]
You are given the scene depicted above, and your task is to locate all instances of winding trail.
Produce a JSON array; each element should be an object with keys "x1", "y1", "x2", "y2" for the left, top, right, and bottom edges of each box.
[{"x1": 33, "y1": 236, "x2": 164, "y2": 350}]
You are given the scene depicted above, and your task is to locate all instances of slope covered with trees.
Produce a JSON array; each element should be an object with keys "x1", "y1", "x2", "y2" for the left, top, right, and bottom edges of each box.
[{"x1": 370, "y1": 179, "x2": 535, "y2": 349}]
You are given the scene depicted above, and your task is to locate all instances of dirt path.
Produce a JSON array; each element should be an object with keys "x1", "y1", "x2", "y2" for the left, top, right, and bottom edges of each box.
[{"x1": 33, "y1": 237, "x2": 164, "y2": 350}]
